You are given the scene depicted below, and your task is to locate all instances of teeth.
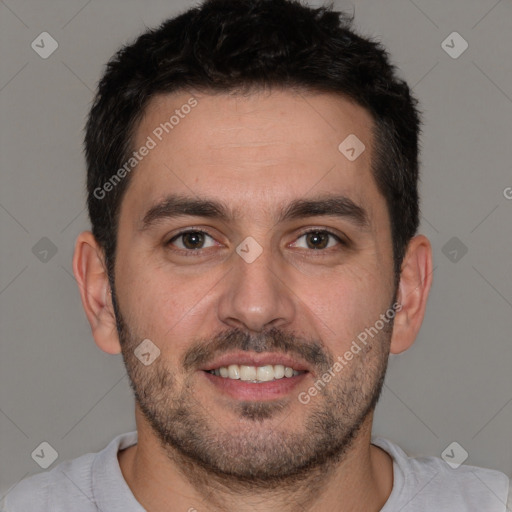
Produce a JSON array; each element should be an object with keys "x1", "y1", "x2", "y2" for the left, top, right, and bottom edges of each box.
[
  {"x1": 240, "y1": 365, "x2": 257, "y2": 381},
  {"x1": 256, "y1": 365, "x2": 274, "y2": 382},
  {"x1": 227, "y1": 364, "x2": 240, "y2": 379},
  {"x1": 273, "y1": 364, "x2": 285, "y2": 379},
  {"x1": 209, "y1": 364, "x2": 302, "y2": 382}
]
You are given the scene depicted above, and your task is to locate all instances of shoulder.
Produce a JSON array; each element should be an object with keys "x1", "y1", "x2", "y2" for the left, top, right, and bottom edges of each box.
[
  {"x1": 1, "y1": 452, "x2": 97, "y2": 512},
  {"x1": 372, "y1": 436, "x2": 511, "y2": 512},
  {"x1": 2, "y1": 432, "x2": 137, "y2": 512}
]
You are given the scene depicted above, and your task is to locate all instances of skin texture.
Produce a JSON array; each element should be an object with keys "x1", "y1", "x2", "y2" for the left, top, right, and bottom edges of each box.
[{"x1": 73, "y1": 89, "x2": 433, "y2": 512}]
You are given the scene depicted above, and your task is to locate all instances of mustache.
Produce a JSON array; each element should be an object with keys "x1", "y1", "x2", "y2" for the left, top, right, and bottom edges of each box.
[{"x1": 182, "y1": 327, "x2": 333, "y2": 371}]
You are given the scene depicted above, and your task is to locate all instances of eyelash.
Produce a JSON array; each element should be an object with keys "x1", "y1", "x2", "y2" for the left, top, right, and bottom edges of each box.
[{"x1": 166, "y1": 228, "x2": 348, "y2": 256}]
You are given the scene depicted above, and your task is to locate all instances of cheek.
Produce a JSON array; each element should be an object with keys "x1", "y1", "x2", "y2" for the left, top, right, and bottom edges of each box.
[
  {"x1": 114, "y1": 253, "x2": 221, "y2": 353},
  {"x1": 300, "y1": 263, "x2": 391, "y2": 348}
]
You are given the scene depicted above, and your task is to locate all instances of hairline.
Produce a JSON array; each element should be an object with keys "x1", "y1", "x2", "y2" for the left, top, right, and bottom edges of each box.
[{"x1": 104, "y1": 84, "x2": 397, "y2": 279}]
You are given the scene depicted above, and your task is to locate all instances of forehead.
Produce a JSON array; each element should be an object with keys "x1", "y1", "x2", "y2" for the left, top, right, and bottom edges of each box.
[{"x1": 123, "y1": 89, "x2": 384, "y2": 227}]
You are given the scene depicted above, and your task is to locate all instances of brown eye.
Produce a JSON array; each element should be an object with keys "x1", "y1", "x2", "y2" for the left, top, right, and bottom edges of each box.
[
  {"x1": 291, "y1": 230, "x2": 342, "y2": 250},
  {"x1": 305, "y1": 231, "x2": 330, "y2": 249},
  {"x1": 169, "y1": 231, "x2": 216, "y2": 250}
]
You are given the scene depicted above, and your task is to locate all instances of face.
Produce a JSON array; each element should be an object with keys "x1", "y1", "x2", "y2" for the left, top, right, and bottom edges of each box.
[{"x1": 112, "y1": 89, "x2": 397, "y2": 482}]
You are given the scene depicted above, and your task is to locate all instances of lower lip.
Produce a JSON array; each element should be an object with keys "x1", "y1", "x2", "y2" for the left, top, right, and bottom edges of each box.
[{"x1": 201, "y1": 371, "x2": 308, "y2": 401}]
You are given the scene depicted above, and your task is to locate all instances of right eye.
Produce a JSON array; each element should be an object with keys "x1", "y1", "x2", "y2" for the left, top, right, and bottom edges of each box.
[{"x1": 167, "y1": 230, "x2": 219, "y2": 251}]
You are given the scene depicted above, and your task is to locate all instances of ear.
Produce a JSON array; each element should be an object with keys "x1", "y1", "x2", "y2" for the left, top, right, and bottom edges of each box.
[
  {"x1": 390, "y1": 234, "x2": 433, "y2": 354},
  {"x1": 72, "y1": 231, "x2": 122, "y2": 355}
]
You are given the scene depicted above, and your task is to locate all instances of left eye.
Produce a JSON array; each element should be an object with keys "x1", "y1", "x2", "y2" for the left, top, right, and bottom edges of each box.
[
  {"x1": 169, "y1": 231, "x2": 218, "y2": 250},
  {"x1": 291, "y1": 230, "x2": 342, "y2": 250}
]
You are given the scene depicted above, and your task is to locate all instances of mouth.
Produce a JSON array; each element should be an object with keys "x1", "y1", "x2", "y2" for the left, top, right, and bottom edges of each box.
[
  {"x1": 207, "y1": 364, "x2": 305, "y2": 382},
  {"x1": 199, "y1": 352, "x2": 311, "y2": 401}
]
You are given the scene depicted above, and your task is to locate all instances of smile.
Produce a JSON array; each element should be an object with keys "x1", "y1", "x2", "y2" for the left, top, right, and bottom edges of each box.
[{"x1": 207, "y1": 364, "x2": 305, "y2": 382}]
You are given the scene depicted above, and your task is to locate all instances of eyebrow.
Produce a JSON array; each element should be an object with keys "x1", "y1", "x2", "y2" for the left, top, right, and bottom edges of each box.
[{"x1": 139, "y1": 194, "x2": 371, "y2": 231}]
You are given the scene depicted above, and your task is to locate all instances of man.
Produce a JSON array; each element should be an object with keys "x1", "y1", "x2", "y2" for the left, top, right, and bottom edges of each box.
[{"x1": 3, "y1": 0, "x2": 510, "y2": 511}]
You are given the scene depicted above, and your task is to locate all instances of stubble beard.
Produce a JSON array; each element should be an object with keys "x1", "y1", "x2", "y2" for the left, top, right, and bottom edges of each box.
[{"x1": 112, "y1": 288, "x2": 393, "y2": 492}]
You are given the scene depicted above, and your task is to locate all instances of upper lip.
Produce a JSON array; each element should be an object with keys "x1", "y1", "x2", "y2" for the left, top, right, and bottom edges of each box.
[{"x1": 200, "y1": 351, "x2": 311, "y2": 373}]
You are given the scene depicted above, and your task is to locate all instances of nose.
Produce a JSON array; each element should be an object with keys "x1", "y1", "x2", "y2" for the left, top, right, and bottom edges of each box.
[{"x1": 216, "y1": 244, "x2": 297, "y2": 333}]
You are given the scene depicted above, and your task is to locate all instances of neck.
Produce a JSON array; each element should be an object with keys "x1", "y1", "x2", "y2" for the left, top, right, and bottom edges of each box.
[{"x1": 118, "y1": 408, "x2": 394, "y2": 512}]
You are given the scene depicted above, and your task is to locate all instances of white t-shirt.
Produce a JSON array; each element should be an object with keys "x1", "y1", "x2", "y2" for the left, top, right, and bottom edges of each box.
[{"x1": 2, "y1": 431, "x2": 510, "y2": 511}]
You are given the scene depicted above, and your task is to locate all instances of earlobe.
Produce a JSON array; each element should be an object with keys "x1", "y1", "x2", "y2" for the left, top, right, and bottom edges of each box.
[
  {"x1": 72, "y1": 231, "x2": 122, "y2": 355},
  {"x1": 390, "y1": 235, "x2": 433, "y2": 354}
]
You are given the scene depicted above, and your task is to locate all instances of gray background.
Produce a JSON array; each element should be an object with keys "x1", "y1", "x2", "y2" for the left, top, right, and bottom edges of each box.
[{"x1": 1, "y1": 0, "x2": 511, "y2": 500}]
